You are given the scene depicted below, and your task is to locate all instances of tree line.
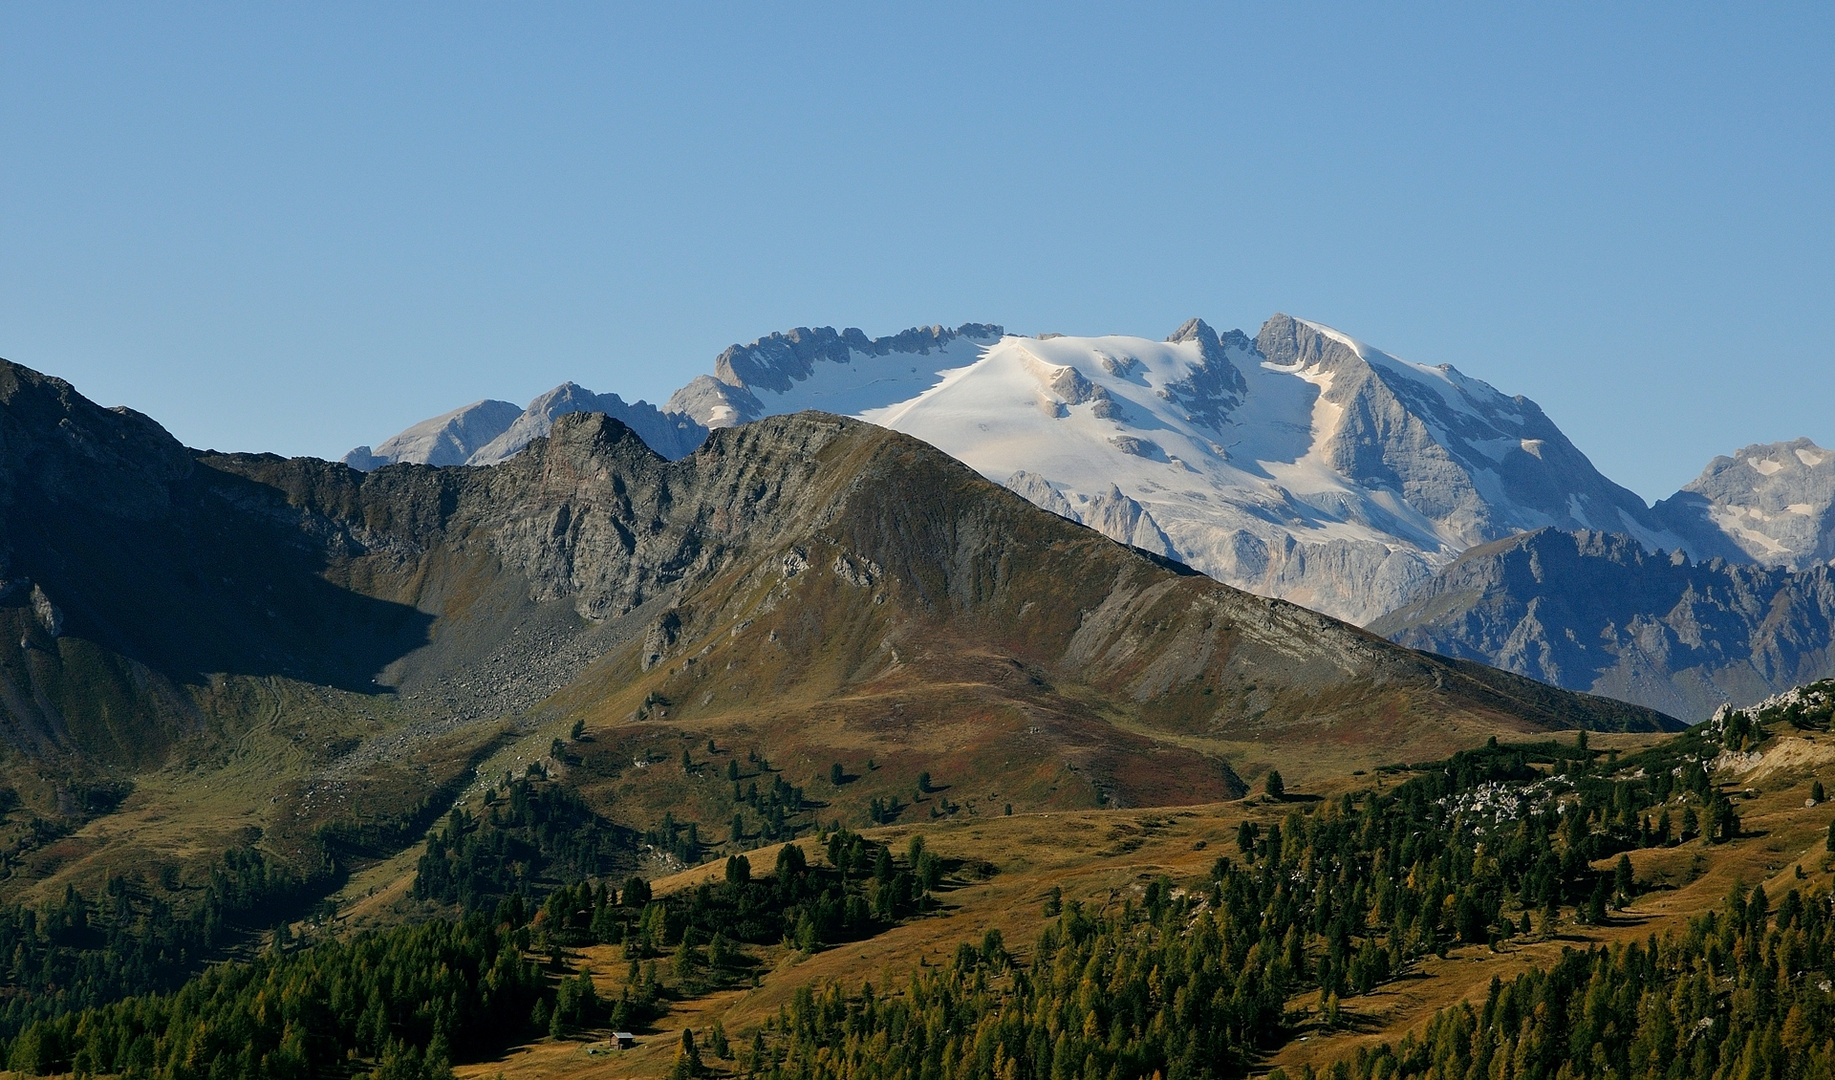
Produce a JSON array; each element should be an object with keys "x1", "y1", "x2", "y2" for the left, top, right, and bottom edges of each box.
[
  {"x1": 1306, "y1": 880, "x2": 1835, "y2": 1080},
  {"x1": 0, "y1": 845, "x2": 324, "y2": 1044},
  {"x1": 721, "y1": 728, "x2": 1784, "y2": 1080},
  {"x1": 2, "y1": 823, "x2": 948, "y2": 1077}
]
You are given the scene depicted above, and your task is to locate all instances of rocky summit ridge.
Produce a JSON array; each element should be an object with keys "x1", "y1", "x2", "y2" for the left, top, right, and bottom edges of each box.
[
  {"x1": 1652, "y1": 437, "x2": 1835, "y2": 570},
  {"x1": 1370, "y1": 527, "x2": 1835, "y2": 721},
  {"x1": 346, "y1": 383, "x2": 705, "y2": 470}
]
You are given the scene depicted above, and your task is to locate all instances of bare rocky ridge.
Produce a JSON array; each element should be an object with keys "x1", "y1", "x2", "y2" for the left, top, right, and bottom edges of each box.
[
  {"x1": 347, "y1": 317, "x2": 1835, "y2": 639},
  {"x1": 0, "y1": 354, "x2": 1690, "y2": 903},
  {"x1": 342, "y1": 398, "x2": 523, "y2": 470},
  {"x1": 1371, "y1": 528, "x2": 1835, "y2": 721},
  {"x1": 345, "y1": 383, "x2": 706, "y2": 470},
  {"x1": 664, "y1": 323, "x2": 1004, "y2": 428},
  {"x1": 467, "y1": 382, "x2": 706, "y2": 464}
]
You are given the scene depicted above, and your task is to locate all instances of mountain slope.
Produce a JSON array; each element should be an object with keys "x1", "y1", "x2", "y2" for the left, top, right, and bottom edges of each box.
[
  {"x1": 467, "y1": 381, "x2": 707, "y2": 464},
  {"x1": 249, "y1": 407, "x2": 1683, "y2": 773},
  {"x1": 346, "y1": 382, "x2": 707, "y2": 469},
  {"x1": 4, "y1": 353, "x2": 1710, "y2": 935},
  {"x1": 1653, "y1": 437, "x2": 1835, "y2": 569},
  {"x1": 343, "y1": 399, "x2": 523, "y2": 469},
  {"x1": 0, "y1": 354, "x2": 1679, "y2": 905},
  {"x1": 1370, "y1": 527, "x2": 1835, "y2": 720}
]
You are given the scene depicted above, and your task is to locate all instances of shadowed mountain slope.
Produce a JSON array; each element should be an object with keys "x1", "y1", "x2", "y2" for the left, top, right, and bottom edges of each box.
[{"x1": 1371, "y1": 528, "x2": 1835, "y2": 721}]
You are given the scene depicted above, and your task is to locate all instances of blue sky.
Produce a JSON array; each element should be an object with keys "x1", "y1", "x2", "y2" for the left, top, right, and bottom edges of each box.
[{"x1": 3, "y1": 3, "x2": 1830, "y2": 500}]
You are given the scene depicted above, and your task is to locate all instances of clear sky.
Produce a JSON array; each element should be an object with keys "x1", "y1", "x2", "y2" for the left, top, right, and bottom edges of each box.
[{"x1": 3, "y1": 3, "x2": 1830, "y2": 501}]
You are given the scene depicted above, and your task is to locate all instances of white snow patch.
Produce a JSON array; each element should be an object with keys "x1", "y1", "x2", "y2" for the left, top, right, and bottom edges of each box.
[
  {"x1": 1706, "y1": 504, "x2": 1793, "y2": 556},
  {"x1": 1797, "y1": 448, "x2": 1828, "y2": 467},
  {"x1": 1749, "y1": 457, "x2": 1784, "y2": 476},
  {"x1": 751, "y1": 335, "x2": 990, "y2": 418}
]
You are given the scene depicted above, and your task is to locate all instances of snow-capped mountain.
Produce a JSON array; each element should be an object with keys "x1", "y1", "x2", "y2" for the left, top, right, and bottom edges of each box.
[
  {"x1": 350, "y1": 313, "x2": 1705, "y2": 623},
  {"x1": 664, "y1": 323, "x2": 1003, "y2": 427},
  {"x1": 662, "y1": 313, "x2": 1676, "y2": 622},
  {"x1": 346, "y1": 383, "x2": 705, "y2": 469},
  {"x1": 1653, "y1": 438, "x2": 1835, "y2": 569}
]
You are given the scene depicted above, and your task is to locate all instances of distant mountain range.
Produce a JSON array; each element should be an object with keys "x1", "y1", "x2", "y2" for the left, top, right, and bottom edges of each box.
[
  {"x1": 350, "y1": 315, "x2": 1835, "y2": 719},
  {"x1": 1370, "y1": 529, "x2": 1835, "y2": 721},
  {"x1": 345, "y1": 384, "x2": 706, "y2": 469}
]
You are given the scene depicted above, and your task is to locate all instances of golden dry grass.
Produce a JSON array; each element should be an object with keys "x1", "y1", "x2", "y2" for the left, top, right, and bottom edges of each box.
[{"x1": 445, "y1": 727, "x2": 1835, "y2": 1080}]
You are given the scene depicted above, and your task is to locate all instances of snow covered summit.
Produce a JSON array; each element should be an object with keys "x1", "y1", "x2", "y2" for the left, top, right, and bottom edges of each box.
[
  {"x1": 344, "y1": 313, "x2": 1717, "y2": 625},
  {"x1": 669, "y1": 314, "x2": 1676, "y2": 622}
]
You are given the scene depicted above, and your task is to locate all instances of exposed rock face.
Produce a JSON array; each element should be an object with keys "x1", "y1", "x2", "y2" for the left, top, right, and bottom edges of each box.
[
  {"x1": 658, "y1": 313, "x2": 1688, "y2": 622},
  {"x1": 1654, "y1": 438, "x2": 1835, "y2": 569},
  {"x1": 467, "y1": 382, "x2": 707, "y2": 464},
  {"x1": 28, "y1": 585, "x2": 61, "y2": 638},
  {"x1": 357, "y1": 313, "x2": 1696, "y2": 625},
  {"x1": 1004, "y1": 471, "x2": 1074, "y2": 519},
  {"x1": 1371, "y1": 528, "x2": 1835, "y2": 721},
  {"x1": 1162, "y1": 318, "x2": 1249, "y2": 430},
  {"x1": 665, "y1": 323, "x2": 1004, "y2": 428},
  {"x1": 342, "y1": 399, "x2": 522, "y2": 469},
  {"x1": 1078, "y1": 485, "x2": 1176, "y2": 558},
  {"x1": 1253, "y1": 315, "x2": 1672, "y2": 551},
  {"x1": 347, "y1": 384, "x2": 707, "y2": 469}
]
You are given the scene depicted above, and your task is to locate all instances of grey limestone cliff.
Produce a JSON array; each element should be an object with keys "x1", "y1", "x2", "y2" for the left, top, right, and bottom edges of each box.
[
  {"x1": 665, "y1": 323, "x2": 1003, "y2": 428},
  {"x1": 1255, "y1": 315, "x2": 1672, "y2": 552},
  {"x1": 347, "y1": 383, "x2": 707, "y2": 470},
  {"x1": 1654, "y1": 438, "x2": 1835, "y2": 569},
  {"x1": 342, "y1": 398, "x2": 523, "y2": 469},
  {"x1": 1371, "y1": 527, "x2": 1835, "y2": 721},
  {"x1": 466, "y1": 382, "x2": 707, "y2": 465}
]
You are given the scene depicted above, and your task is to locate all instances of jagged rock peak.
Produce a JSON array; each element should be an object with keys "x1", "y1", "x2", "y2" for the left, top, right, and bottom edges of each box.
[
  {"x1": 1004, "y1": 471, "x2": 1075, "y2": 519},
  {"x1": 1083, "y1": 484, "x2": 1175, "y2": 558},
  {"x1": 712, "y1": 322, "x2": 1004, "y2": 394},
  {"x1": 1166, "y1": 317, "x2": 1253, "y2": 360},
  {"x1": 467, "y1": 382, "x2": 706, "y2": 466},
  {"x1": 1160, "y1": 318, "x2": 1249, "y2": 425},
  {"x1": 348, "y1": 382, "x2": 708, "y2": 472},
  {"x1": 1166, "y1": 317, "x2": 1220, "y2": 347},
  {"x1": 1255, "y1": 312, "x2": 1345, "y2": 368},
  {"x1": 1652, "y1": 437, "x2": 1835, "y2": 570},
  {"x1": 1372, "y1": 525, "x2": 1835, "y2": 722},
  {"x1": 0, "y1": 357, "x2": 194, "y2": 520}
]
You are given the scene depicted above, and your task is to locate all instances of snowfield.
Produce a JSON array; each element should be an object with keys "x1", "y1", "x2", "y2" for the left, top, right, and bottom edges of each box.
[{"x1": 352, "y1": 313, "x2": 1744, "y2": 625}]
